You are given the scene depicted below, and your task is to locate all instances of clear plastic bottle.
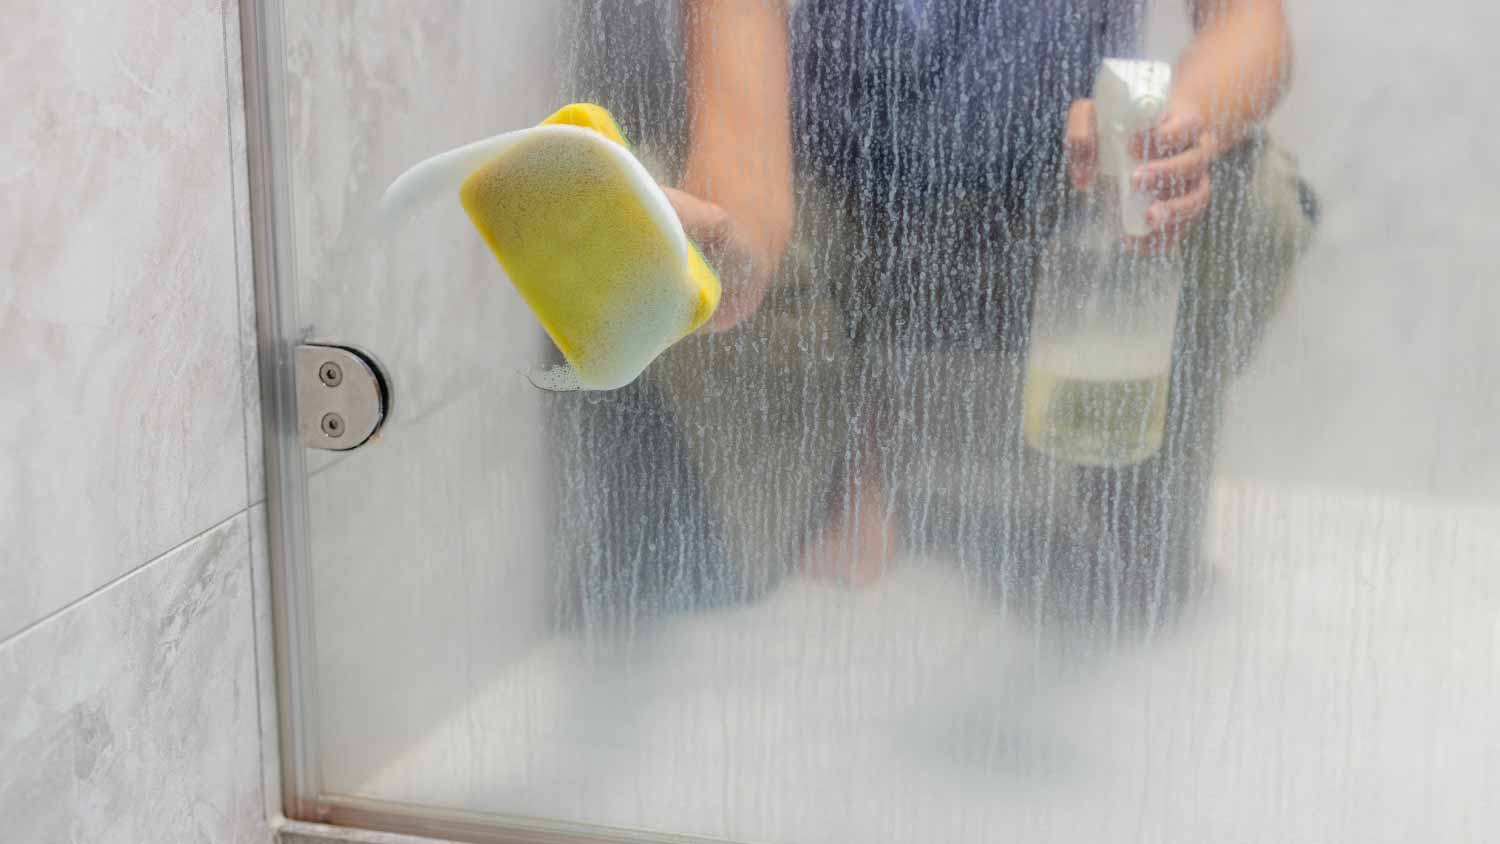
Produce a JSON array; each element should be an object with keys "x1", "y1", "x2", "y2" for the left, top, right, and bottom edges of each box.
[{"x1": 1022, "y1": 60, "x2": 1183, "y2": 467}]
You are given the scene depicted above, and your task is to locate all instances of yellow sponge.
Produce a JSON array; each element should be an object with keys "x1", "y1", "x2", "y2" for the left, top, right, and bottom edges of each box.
[{"x1": 379, "y1": 103, "x2": 720, "y2": 391}]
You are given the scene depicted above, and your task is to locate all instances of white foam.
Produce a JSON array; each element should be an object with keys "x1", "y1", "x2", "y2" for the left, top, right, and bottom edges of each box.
[
  {"x1": 523, "y1": 364, "x2": 584, "y2": 392},
  {"x1": 377, "y1": 129, "x2": 527, "y2": 231}
]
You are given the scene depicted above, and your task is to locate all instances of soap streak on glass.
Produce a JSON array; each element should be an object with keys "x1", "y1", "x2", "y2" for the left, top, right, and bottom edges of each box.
[{"x1": 279, "y1": 1, "x2": 1500, "y2": 842}]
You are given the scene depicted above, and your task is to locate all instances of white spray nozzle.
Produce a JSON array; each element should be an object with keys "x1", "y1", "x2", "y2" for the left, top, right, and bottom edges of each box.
[{"x1": 1093, "y1": 59, "x2": 1172, "y2": 237}]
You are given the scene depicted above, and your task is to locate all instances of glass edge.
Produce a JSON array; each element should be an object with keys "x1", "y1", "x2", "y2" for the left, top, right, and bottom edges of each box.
[{"x1": 240, "y1": 0, "x2": 324, "y2": 823}]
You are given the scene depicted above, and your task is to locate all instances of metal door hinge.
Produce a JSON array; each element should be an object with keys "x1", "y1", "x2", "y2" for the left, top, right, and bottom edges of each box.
[{"x1": 294, "y1": 344, "x2": 389, "y2": 450}]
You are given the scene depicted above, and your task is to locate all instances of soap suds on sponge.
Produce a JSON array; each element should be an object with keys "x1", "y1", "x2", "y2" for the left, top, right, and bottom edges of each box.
[{"x1": 379, "y1": 104, "x2": 720, "y2": 391}]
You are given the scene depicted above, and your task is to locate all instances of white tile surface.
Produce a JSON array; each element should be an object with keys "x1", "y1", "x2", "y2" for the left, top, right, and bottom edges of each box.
[
  {"x1": 359, "y1": 483, "x2": 1500, "y2": 843},
  {"x1": 0, "y1": 0, "x2": 249, "y2": 639},
  {"x1": 0, "y1": 513, "x2": 268, "y2": 844}
]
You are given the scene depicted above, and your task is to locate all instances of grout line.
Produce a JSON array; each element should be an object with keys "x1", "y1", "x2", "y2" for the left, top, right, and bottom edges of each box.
[{"x1": 0, "y1": 508, "x2": 250, "y2": 652}]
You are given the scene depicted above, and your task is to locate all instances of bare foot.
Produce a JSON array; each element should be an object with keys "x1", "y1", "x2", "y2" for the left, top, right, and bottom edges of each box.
[{"x1": 801, "y1": 478, "x2": 897, "y2": 587}]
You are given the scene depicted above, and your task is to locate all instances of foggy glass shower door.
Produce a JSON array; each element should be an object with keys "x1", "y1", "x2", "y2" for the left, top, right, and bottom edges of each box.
[{"x1": 250, "y1": 1, "x2": 1500, "y2": 841}]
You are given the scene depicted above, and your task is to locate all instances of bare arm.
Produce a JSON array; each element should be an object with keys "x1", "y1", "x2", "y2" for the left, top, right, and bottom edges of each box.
[
  {"x1": 672, "y1": 0, "x2": 794, "y2": 332},
  {"x1": 1175, "y1": 0, "x2": 1292, "y2": 156}
]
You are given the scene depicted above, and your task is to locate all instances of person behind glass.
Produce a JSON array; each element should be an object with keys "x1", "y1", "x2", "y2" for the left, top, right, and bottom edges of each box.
[{"x1": 651, "y1": 0, "x2": 1314, "y2": 625}]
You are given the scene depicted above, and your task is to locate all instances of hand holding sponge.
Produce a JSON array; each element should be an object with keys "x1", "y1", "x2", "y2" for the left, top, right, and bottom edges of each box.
[{"x1": 380, "y1": 104, "x2": 720, "y2": 391}]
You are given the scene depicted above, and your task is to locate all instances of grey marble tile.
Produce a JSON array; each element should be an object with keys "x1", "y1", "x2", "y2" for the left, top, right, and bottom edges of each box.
[
  {"x1": 223, "y1": 0, "x2": 267, "y2": 508},
  {"x1": 0, "y1": 513, "x2": 269, "y2": 844},
  {"x1": 0, "y1": 0, "x2": 250, "y2": 640}
]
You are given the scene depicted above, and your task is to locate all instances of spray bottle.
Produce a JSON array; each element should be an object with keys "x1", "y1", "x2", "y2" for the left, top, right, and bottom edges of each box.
[
  {"x1": 1022, "y1": 59, "x2": 1183, "y2": 466},
  {"x1": 1094, "y1": 59, "x2": 1172, "y2": 237}
]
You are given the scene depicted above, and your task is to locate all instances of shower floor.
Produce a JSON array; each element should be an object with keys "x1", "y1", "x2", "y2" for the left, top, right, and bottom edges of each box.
[{"x1": 344, "y1": 481, "x2": 1500, "y2": 843}]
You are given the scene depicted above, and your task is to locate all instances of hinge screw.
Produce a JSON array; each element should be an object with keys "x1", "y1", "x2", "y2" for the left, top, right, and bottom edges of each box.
[{"x1": 319, "y1": 361, "x2": 343, "y2": 387}]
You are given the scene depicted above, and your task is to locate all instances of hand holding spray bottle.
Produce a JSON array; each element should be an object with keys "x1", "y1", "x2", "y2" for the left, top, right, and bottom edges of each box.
[{"x1": 1022, "y1": 59, "x2": 1184, "y2": 466}]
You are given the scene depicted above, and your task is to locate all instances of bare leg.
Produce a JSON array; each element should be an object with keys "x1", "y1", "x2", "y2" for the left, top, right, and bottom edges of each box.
[
  {"x1": 801, "y1": 400, "x2": 898, "y2": 586},
  {"x1": 800, "y1": 468, "x2": 896, "y2": 587}
]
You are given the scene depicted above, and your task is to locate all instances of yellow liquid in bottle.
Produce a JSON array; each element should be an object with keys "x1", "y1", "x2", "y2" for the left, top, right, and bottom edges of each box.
[{"x1": 1022, "y1": 349, "x2": 1170, "y2": 467}]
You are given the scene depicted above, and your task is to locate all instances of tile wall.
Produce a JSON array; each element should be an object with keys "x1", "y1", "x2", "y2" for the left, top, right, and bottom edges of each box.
[{"x1": 0, "y1": 1, "x2": 274, "y2": 840}]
